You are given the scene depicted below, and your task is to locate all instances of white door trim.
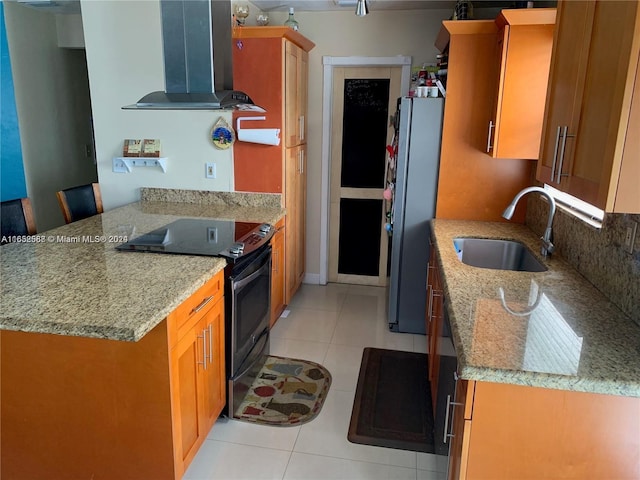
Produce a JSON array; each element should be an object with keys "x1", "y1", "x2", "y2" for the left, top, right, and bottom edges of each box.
[{"x1": 320, "y1": 55, "x2": 412, "y2": 285}]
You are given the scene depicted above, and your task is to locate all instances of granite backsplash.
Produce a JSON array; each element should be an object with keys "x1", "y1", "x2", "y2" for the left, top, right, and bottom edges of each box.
[{"x1": 526, "y1": 194, "x2": 640, "y2": 325}]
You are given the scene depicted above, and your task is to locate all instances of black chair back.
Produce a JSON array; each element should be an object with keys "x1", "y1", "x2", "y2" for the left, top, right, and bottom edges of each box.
[
  {"x1": 62, "y1": 185, "x2": 98, "y2": 222},
  {"x1": 1, "y1": 198, "x2": 36, "y2": 244}
]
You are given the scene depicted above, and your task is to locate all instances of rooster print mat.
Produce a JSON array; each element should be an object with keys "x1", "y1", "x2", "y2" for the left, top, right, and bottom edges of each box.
[{"x1": 234, "y1": 355, "x2": 332, "y2": 427}]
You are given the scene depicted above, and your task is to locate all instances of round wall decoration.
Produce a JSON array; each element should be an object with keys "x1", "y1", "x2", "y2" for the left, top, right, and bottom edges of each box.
[{"x1": 211, "y1": 117, "x2": 235, "y2": 149}]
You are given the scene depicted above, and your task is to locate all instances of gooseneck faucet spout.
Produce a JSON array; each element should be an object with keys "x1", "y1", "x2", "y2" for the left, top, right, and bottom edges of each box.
[{"x1": 502, "y1": 186, "x2": 556, "y2": 257}]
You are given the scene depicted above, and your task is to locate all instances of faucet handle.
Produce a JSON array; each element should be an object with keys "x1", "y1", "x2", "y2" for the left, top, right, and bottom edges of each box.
[{"x1": 540, "y1": 237, "x2": 555, "y2": 256}]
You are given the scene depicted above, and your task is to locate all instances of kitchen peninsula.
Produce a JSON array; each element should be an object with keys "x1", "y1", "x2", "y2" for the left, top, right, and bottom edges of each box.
[
  {"x1": 0, "y1": 190, "x2": 284, "y2": 479},
  {"x1": 430, "y1": 219, "x2": 640, "y2": 479}
]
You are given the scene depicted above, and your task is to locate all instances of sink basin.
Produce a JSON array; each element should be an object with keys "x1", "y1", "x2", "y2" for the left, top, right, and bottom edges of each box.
[{"x1": 453, "y1": 237, "x2": 547, "y2": 272}]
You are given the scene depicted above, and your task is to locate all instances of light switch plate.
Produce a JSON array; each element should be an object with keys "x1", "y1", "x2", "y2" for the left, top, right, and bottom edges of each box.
[{"x1": 205, "y1": 162, "x2": 216, "y2": 179}]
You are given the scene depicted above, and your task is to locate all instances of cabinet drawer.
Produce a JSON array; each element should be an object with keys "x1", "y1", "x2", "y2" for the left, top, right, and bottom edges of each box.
[{"x1": 168, "y1": 271, "x2": 224, "y2": 346}]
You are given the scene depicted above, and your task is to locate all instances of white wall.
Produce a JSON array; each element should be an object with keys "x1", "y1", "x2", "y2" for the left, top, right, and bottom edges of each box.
[
  {"x1": 81, "y1": 0, "x2": 235, "y2": 211},
  {"x1": 4, "y1": 2, "x2": 97, "y2": 231}
]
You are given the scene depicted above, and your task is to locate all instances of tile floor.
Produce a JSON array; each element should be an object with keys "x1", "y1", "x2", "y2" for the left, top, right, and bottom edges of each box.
[{"x1": 184, "y1": 283, "x2": 448, "y2": 480}]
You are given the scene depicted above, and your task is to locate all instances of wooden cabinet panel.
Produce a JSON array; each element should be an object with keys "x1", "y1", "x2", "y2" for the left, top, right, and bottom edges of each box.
[
  {"x1": 270, "y1": 218, "x2": 286, "y2": 326},
  {"x1": 489, "y1": 9, "x2": 555, "y2": 159},
  {"x1": 285, "y1": 42, "x2": 308, "y2": 147},
  {"x1": 426, "y1": 243, "x2": 444, "y2": 413},
  {"x1": 285, "y1": 145, "x2": 306, "y2": 303},
  {"x1": 170, "y1": 323, "x2": 204, "y2": 473},
  {"x1": 537, "y1": 0, "x2": 640, "y2": 213},
  {"x1": 169, "y1": 271, "x2": 226, "y2": 479},
  {"x1": 447, "y1": 380, "x2": 640, "y2": 480},
  {"x1": 436, "y1": 21, "x2": 533, "y2": 223},
  {"x1": 233, "y1": 28, "x2": 314, "y2": 302},
  {"x1": 201, "y1": 297, "x2": 226, "y2": 431}
]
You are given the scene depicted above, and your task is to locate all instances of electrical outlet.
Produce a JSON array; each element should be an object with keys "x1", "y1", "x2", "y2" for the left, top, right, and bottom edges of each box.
[
  {"x1": 624, "y1": 221, "x2": 637, "y2": 254},
  {"x1": 205, "y1": 162, "x2": 216, "y2": 179},
  {"x1": 112, "y1": 158, "x2": 128, "y2": 173}
]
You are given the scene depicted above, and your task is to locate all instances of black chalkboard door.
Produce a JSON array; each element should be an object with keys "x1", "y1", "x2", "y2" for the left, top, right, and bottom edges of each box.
[{"x1": 328, "y1": 67, "x2": 402, "y2": 285}]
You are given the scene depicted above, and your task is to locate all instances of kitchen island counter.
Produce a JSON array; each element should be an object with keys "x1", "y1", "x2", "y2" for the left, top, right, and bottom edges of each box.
[
  {"x1": 1, "y1": 198, "x2": 284, "y2": 342},
  {"x1": 431, "y1": 219, "x2": 640, "y2": 397}
]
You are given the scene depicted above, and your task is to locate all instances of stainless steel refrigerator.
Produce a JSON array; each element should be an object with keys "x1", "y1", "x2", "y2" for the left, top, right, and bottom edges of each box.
[{"x1": 388, "y1": 97, "x2": 444, "y2": 334}]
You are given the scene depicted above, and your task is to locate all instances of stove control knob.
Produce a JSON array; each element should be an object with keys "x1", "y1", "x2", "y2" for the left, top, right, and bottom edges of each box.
[
  {"x1": 230, "y1": 242, "x2": 245, "y2": 255},
  {"x1": 259, "y1": 224, "x2": 271, "y2": 234}
]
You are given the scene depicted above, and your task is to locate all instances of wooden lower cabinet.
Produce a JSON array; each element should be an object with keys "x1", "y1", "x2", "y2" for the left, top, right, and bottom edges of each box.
[
  {"x1": 270, "y1": 218, "x2": 286, "y2": 327},
  {"x1": 285, "y1": 145, "x2": 306, "y2": 303},
  {"x1": 170, "y1": 291, "x2": 225, "y2": 478},
  {"x1": 448, "y1": 380, "x2": 640, "y2": 479},
  {"x1": 426, "y1": 242, "x2": 444, "y2": 411},
  {"x1": 0, "y1": 270, "x2": 226, "y2": 480}
]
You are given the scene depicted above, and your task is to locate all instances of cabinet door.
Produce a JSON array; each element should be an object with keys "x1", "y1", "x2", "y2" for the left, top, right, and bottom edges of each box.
[
  {"x1": 447, "y1": 379, "x2": 474, "y2": 480},
  {"x1": 295, "y1": 145, "x2": 307, "y2": 288},
  {"x1": 537, "y1": 0, "x2": 595, "y2": 186},
  {"x1": 284, "y1": 145, "x2": 306, "y2": 303},
  {"x1": 170, "y1": 323, "x2": 206, "y2": 476},
  {"x1": 285, "y1": 42, "x2": 302, "y2": 148},
  {"x1": 566, "y1": 0, "x2": 640, "y2": 208},
  {"x1": 270, "y1": 219, "x2": 286, "y2": 326},
  {"x1": 201, "y1": 298, "x2": 226, "y2": 431},
  {"x1": 490, "y1": 22, "x2": 555, "y2": 159}
]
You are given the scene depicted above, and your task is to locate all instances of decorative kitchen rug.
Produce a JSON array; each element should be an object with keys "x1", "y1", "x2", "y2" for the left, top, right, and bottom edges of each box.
[
  {"x1": 348, "y1": 348, "x2": 435, "y2": 453},
  {"x1": 233, "y1": 355, "x2": 332, "y2": 427}
]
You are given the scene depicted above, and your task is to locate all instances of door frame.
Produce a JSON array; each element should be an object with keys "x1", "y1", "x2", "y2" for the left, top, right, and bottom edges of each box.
[{"x1": 320, "y1": 56, "x2": 412, "y2": 285}]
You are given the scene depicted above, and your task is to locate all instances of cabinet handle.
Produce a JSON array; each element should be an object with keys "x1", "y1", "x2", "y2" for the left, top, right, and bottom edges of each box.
[
  {"x1": 486, "y1": 120, "x2": 495, "y2": 153},
  {"x1": 443, "y1": 394, "x2": 464, "y2": 443},
  {"x1": 426, "y1": 284, "x2": 434, "y2": 326},
  {"x1": 556, "y1": 126, "x2": 575, "y2": 184},
  {"x1": 274, "y1": 250, "x2": 279, "y2": 274},
  {"x1": 208, "y1": 323, "x2": 213, "y2": 366},
  {"x1": 197, "y1": 329, "x2": 207, "y2": 369},
  {"x1": 299, "y1": 115, "x2": 305, "y2": 141},
  {"x1": 550, "y1": 125, "x2": 562, "y2": 183},
  {"x1": 299, "y1": 150, "x2": 304, "y2": 175},
  {"x1": 191, "y1": 295, "x2": 214, "y2": 314}
]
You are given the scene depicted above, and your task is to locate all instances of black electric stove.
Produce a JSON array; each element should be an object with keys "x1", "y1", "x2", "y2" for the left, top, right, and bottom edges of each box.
[{"x1": 115, "y1": 218, "x2": 274, "y2": 261}]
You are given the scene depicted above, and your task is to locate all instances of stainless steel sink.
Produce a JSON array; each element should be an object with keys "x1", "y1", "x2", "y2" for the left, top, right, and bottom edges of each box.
[{"x1": 453, "y1": 237, "x2": 547, "y2": 272}]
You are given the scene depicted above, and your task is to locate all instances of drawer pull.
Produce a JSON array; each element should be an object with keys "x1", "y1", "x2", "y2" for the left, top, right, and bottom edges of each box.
[
  {"x1": 443, "y1": 394, "x2": 464, "y2": 443},
  {"x1": 191, "y1": 295, "x2": 214, "y2": 314}
]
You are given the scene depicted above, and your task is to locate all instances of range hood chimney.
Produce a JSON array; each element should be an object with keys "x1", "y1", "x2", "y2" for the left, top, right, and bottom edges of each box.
[{"x1": 123, "y1": 0, "x2": 263, "y2": 111}]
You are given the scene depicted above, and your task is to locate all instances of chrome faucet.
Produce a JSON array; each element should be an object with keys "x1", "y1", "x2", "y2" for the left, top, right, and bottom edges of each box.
[{"x1": 502, "y1": 186, "x2": 556, "y2": 257}]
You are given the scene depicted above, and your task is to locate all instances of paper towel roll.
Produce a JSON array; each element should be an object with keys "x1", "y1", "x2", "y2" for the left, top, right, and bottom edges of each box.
[{"x1": 237, "y1": 128, "x2": 281, "y2": 146}]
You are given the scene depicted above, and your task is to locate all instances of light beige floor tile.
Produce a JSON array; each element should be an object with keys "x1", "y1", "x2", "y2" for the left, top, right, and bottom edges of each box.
[
  {"x1": 347, "y1": 284, "x2": 388, "y2": 298},
  {"x1": 207, "y1": 416, "x2": 300, "y2": 451},
  {"x1": 417, "y1": 452, "x2": 447, "y2": 473},
  {"x1": 284, "y1": 452, "x2": 418, "y2": 480},
  {"x1": 341, "y1": 291, "x2": 389, "y2": 319},
  {"x1": 270, "y1": 308, "x2": 339, "y2": 343},
  {"x1": 417, "y1": 469, "x2": 447, "y2": 480},
  {"x1": 288, "y1": 283, "x2": 350, "y2": 312},
  {"x1": 331, "y1": 312, "x2": 414, "y2": 351},
  {"x1": 293, "y1": 389, "x2": 417, "y2": 468},
  {"x1": 183, "y1": 440, "x2": 291, "y2": 480},
  {"x1": 322, "y1": 343, "x2": 366, "y2": 392},
  {"x1": 270, "y1": 337, "x2": 330, "y2": 365}
]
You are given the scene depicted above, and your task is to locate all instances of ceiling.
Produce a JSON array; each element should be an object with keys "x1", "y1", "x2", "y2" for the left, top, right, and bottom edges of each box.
[{"x1": 249, "y1": 0, "x2": 554, "y2": 12}]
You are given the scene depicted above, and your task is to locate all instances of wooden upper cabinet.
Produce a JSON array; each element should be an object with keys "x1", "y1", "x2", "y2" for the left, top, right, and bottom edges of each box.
[
  {"x1": 232, "y1": 27, "x2": 314, "y2": 193},
  {"x1": 285, "y1": 41, "x2": 309, "y2": 147},
  {"x1": 537, "y1": 0, "x2": 640, "y2": 213},
  {"x1": 488, "y1": 8, "x2": 556, "y2": 159}
]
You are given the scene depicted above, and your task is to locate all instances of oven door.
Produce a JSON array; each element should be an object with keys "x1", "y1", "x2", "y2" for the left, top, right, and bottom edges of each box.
[{"x1": 229, "y1": 245, "x2": 272, "y2": 377}]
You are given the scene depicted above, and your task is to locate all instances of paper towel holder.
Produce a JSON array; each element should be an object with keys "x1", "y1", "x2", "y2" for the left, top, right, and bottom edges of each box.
[{"x1": 236, "y1": 116, "x2": 281, "y2": 146}]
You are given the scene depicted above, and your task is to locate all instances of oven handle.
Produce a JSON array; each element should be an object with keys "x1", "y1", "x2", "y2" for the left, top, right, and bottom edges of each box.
[
  {"x1": 232, "y1": 255, "x2": 271, "y2": 292},
  {"x1": 230, "y1": 329, "x2": 269, "y2": 381}
]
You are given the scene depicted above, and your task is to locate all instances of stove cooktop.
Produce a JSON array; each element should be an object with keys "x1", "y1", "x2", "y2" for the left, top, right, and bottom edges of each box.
[{"x1": 115, "y1": 218, "x2": 273, "y2": 259}]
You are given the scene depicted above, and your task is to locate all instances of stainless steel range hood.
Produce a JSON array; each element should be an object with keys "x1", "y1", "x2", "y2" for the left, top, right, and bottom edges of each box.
[{"x1": 123, "y1": 0, "x2": 264, "y2": 111}]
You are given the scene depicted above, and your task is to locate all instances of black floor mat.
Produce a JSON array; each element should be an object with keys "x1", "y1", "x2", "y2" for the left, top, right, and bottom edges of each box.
[{"x1": 348, "y1": 348, "x2": 435, "y2": 453}]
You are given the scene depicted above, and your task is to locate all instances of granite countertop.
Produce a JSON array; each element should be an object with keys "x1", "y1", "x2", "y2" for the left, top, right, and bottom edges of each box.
[
  {"x1": 432, "y1": 219, "x2": 640, "y2": 397},
  {"x1": 1, "y1": 198, "x2": 285, "y2": 342}
]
